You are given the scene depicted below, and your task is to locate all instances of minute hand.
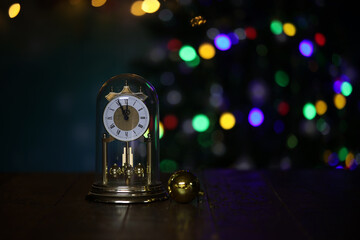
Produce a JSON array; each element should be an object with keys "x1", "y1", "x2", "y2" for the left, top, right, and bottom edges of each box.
[{"x1": 117, "y1": 99, "x2": 128, "y2": 120}]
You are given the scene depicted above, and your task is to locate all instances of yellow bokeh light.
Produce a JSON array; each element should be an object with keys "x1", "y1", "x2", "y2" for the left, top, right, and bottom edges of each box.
[
  {"x1": 9, "y1": 3, "x2": 21, "y2": 19},
  {"x1": 315, "y1": 100, "x2": 327, "y2": 115},
  {"x1": 323, "y1": 150, "x2": 331, "y2": 163},
  {"x1": 219, "y1": 112, "x2": 236, "y2": 130},
  {"x1": 345, "y1": 152, "x2": 355, "y2": 168},
  {"x1": 283, "y1": 23, "x2": 296, "y2": 37},
  {"x1": 131, "y1": 1, "x2": 146, "y2": 16},
  {"x1": 334, "y1": 94, "x2": 346, "y2": 110},
  {"x1": 91, "y1": 0, "x2": 107, "y2": 7},
  {"x1": 198, "y1": 43, "x2": 216, "y2": 60},
  {"x1": 142, "y1": 0, "x2": 160, "y2": 14},
  {"x1": 159, "y1": 121, "x2": 164, "y2": 139}
]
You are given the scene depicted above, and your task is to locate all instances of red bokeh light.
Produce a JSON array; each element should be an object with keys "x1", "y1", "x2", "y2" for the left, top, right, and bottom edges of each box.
[
  {"x1": 167, "y1": 39, "x2": 182, "y2": 51},
  {"x1": 277, "y1": 101, "x2": 290, "y2": 116},
  {"x1": 314, "y1": 33, "x2": 326, "y2": 46},
  {"x1": 245, "y1": 27, "x2": 257, "y2": 40},
  {"x1": 163, "y1": 114, "x2": 178, "y2": 130}
]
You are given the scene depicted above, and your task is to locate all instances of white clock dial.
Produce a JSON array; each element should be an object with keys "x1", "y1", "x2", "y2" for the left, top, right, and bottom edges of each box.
[{"x1": 103, "y1": 95, "x2": 150, "y2": 142}]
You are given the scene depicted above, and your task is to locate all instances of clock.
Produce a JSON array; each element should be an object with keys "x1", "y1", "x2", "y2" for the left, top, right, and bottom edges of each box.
[
  {"x1": 87, "y1": 74, "x2": 168, "y2": 204},
  {"x1": 103, "y1": 95, "x2": 150, "y2": 142}
]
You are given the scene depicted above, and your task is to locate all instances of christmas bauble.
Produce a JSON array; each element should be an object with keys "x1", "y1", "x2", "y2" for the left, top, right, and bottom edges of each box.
[{"x1": 167, "y1": 170, "x2": 200, "y2": 203}]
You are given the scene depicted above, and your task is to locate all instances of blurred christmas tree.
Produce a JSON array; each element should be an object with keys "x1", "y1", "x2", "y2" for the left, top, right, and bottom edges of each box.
[{"x1": 127, "y1": 0, "x2": 359, "y2": 171}]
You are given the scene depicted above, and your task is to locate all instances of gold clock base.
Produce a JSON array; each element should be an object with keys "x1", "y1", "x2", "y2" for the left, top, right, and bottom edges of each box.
[{"x1": 87, "y1": 183, "x2": 168, "y2": 204}]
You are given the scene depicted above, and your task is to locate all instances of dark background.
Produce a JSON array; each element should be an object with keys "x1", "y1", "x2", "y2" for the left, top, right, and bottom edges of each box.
[{"x1": 0, "y1": 0, "x2": 359, "y2": 172}]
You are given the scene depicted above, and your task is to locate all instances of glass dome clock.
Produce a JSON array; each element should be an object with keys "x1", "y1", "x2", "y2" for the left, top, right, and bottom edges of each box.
[{"x1": 87, "y1": 74, "x2": 168, "y2": 203}]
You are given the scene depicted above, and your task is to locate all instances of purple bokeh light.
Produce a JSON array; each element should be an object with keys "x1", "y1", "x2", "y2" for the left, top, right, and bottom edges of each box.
[
  {"x1": 248, "y1": 108, "x2": 264, "y2": 127},
  {"x1": 214, "y1": 34, "x2": 231, "y2": 51},
  {"x1": 299, "y1": 40, "x2": 314, "y2": 57}
]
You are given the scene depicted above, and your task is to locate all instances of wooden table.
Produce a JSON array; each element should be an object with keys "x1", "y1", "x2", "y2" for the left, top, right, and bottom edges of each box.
[{"x1": 1, "y1": 169, "x2": 359, "y2": 239}]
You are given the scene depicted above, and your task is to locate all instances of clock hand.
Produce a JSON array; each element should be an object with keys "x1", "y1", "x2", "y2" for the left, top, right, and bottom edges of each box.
[{"x1": 117, "y1": 99, "x2": 129, "y2": 120}]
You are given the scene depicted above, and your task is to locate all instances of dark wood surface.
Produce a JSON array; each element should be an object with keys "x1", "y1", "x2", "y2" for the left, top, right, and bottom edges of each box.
[{"x1": 1, "y1": 169, "x2": 359, "y2": 240}]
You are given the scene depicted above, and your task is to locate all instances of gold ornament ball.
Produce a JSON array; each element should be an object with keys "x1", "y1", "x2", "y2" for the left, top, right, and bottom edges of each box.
[{"x1": 168, "y1": 170, "x2": 200, "y2": 203}]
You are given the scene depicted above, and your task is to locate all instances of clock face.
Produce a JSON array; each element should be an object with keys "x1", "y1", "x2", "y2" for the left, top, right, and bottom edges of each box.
[{"x1": 103, "y1": 95, "x2": 150, "y2": 142}]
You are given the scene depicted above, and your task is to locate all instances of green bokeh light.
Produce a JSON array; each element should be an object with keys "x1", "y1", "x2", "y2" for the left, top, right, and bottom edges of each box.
[
  {"x1": 270, "y1": 20, "x2": 283, "y2": 35},
  {"x1": 192, "y1": 114, "x2": 210, "y2": 132},
  {"x1": 316, "y1": 118, "x2": 327, "y2": 132},
  {"x1": 275, "y1": 70, "x2": 289, "y2": 87},
  {"x1": 256, "y1": 44, "x2": 268, "y2": 56},
  {"x1": 160, "y1": 159, "x2": 178, "y2": 173},
  {"x1": 341, "y1": 82, "x2": 353, "y2": 96},
  {"x1": 303, "y1": 103, "x2": 316, "y2": 120},
  {"x1": 338, "y1": 147, "x2": 348, "y2": 162},
  {"x1": 179, "y1": 45, "x2": 197, "y2": 62},
  {"x1": 287, "y1": 134, "x2": 298, "y2": 149},
  {"x1": 186, "y1": 55, "x2": 200, "y2": 67}
]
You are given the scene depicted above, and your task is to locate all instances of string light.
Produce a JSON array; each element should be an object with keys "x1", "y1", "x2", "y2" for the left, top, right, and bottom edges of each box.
[
  {"x1": 338, "y1": 147, "x2": 348, "y2": 162},
  {"x1": 287, "y1": 134, "x2": 298, "y2": 149},
  {"x1": 160, "y1": 159, "x2": 177, "y2": 172},
  {"x1": 163, "y1": 114, "x2": 178, "y2": 130},
  {"x1": 8, "y1": 3, "x2": 21, "y2": 18},
  {"x1": 219, "y1": 112, "x2": 236, "y2": 130}
]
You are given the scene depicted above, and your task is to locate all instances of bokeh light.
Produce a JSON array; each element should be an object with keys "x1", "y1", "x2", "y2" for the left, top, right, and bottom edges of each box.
[
  {"x1": 277, "y1": 101, "x2": 290, "y2": 116},
  {"x1": 303, "y1": 103, "x2": 316, "y2": 120},
  {"x1": 338, "y1": 147, "x2": 348, "y2": 162},
  {"x1": 92, "y1": 0, "x2": 107, "y2": 7},
  {"x1": 159, "y1": 121, "x2": 164, "y2": 139},
  {"x1": 167, "y1": 39, "x2": 182, "y2": 51},
  {"x1": 160, "y1": 159, "x2": 178, "y2": 173},
  {"x1": 130, "y1": 1, "x2": 146, "y2": 16},
  {"x1": 192, "y1": 114, "x2": 210, "y2": 132},
  {"x1": 315, "y1": 100, "x2": 327, "y2": 115},
  {"x1": 214, "y1": 34, "x2": 231, "y2": 51},
  {"x1": 274, "y1": 120, "x2": 285, "y2": 134},
  {"x1": 166, "y1": 90, "x2": 182, "y2": 105},
  {"x1": 299, "y1": 40, "x2": 314, "y2": 57},
  {"x1": 159, "y1": 9, "x2": 173, "y2": 21},
  {"x1": 219, "y1": 112, "x2": 236, "y2": 130},
  {"x1": 341, "y1": 81, "x2": 353, "y2": 96},
  {"x1": 207, "y1": 28, "x2": 220, "y2": 40},
  {"x1": 333, "y1": 79, "x2": 342, "y2": 93},
  {"x1": 163, "y1": 114, "x2": 178, "y2": 130},
  {"x1": 328, "y1": 153, "x2": 339, "y2": 166},
  {"x1": 245, "y1": 27, "x2": 257, "y2": 40},
  {"x1": 275, "y1": 70, "x2": 290, "y2": 87},
  {"x1": 334, "y1": 94, "x2": 346, "y2": 109},
  {"x1": 270, "y1": 20, "x2": 283, "y2": 35},
  {"x1": 234, "y1": 28, "x2": 246, "y2": 40},
  {"x1": 8, "y1": 3, "x2": 21, "y2": 18},
  {"x1": 142, "y1": 0, "x2": 161, "y2": 13},
  {"x1": 179, "y1": 45, "x2": 197, "y2": 62},
  {"x1": 283, "y1": 23, "x2": 296, "y2": 36},
  {"x1": 248, "y1": 108, "x2": 264, "y2": 127},
  {"x1": 345, "y1": 152, "x2": 355, "y2": 169},
  {"x1": 314, "y1": 33, "x2": 326, "y2": 46},
  {"x1": 287, "y1": 134, "x2": 298, "y2": 149},
  {"x1": 198, "y1": 43, "x2": 216, "y2": 59}
]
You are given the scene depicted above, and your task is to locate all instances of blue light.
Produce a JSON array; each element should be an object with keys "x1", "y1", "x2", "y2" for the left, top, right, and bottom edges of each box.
[
  {"x1": 248, "y1": 108, "x2": 264, "y2": 127},
  {"x1": 274, "y1": 120, "x2": 285, "y2": 134},
  {"x1": 299, "y1": 40, "x2": 314, "y2": 57},
  {"x1": 214, "y1": 34, "x2": 231, "y2": 51}
]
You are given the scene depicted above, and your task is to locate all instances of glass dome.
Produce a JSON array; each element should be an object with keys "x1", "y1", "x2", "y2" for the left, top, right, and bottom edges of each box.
[{"x1": 88, "y1": 74, "x2": 168, "y2": 203}]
